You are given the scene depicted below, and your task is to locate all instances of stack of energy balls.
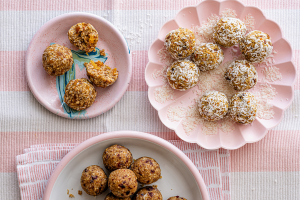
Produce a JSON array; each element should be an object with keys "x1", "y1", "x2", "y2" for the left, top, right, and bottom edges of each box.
[
  {"x1": 42, "y1": 22, "x2": 119, "y2": 111},
  {"x1": 165, "y1": 17, "x2": 273, "y2": 125},
  {"x1": 80, "y1": 144, "x2": 186, "y2": 200}
]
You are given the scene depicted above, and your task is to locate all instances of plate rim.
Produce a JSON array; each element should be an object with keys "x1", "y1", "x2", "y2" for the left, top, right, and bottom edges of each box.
[
  {"x1": 145, "y1": 0, "x2": 296, "y2": 150},
  {"x1": 42, "y1": 131, "x2": 210, "y2": 200},
  {"x1": 25, "y1": 12, "x2": 132, "y2": 119}
]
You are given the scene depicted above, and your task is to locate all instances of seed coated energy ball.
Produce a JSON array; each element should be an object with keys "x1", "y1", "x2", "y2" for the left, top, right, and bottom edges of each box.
[
  {"x1": 191, "y1": 43, "x2": 224, "y2": 71},
  {"x1": 165, "y1": 27, "x2": 196, "y2": 59},
  {"x1": 167, "y1": 60, "x2": 200, "y2": 91},
  {"x1": 80, "y1": 165, "x2": 108, "y2": 196},
  {"x1": 104, "y1": 192, "x2": 131, "y2": 200},
  {"x1": 68, "y1": 22, "x2": 98, "y2": 53},
  {"x1": 229, "y1": 92, "x2": 257, "y2": 125},
  {"x1": 240, "y1": 30, "x2": 273, "y2": 63},
  {"x1": 64, "y1": 78, "x2": 97, "y2": 111},
  {"x1": 108, "y1": 169, "x2": 138, "y2": 198},
  {"x1": 84, "y1": 60, "x2": 118, "y2": 88},
  {"x1": 42, "y1": 44, "x2": 73, "y2": 76},
  {"x1": 213, "y1": 17, "x2": 246, "y2": 47},
  {"x1": 168, "y1": 196, "x2": 187, "y2": 200},
  {"x1": 131, "y1": 157, "x2": 161, "y2": 184},
  {"x1": 224, "y1": 60, "x2": 258, "y2": 91},
  {"x1": 102, "y1": 144, "x2": 133, "y2": 171},
  {"x1": 133, "y1": 186, "x2": 163, "y2": 200},
  {"x1": 198, "y1": 91, "x2": 229, "y2": 121}
]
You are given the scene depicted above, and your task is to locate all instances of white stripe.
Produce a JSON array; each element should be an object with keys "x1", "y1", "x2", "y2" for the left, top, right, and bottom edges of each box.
[
  {"x1": 231, "y1": 171, "x2": 300, "y2": 200},
  {"x1": 0, "y1": 173, "x2": 22, "y2": 200},
  {"x1": 0, "y1": 91, "x2": 171, "y2": 132},
  {"x1": 0, "y1": 9, "x2": 299, "y2": 51}
]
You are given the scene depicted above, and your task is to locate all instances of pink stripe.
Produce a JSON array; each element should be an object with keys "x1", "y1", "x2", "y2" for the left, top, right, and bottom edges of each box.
[
  {"x1": 1, "y1": 0, "x2": 300, "y2": 11},
  {"x1": 1, "y1": 131, "x2": 177, "y2": 172},
  {"x1": 0, "y1": 51, "x2": 148, "y2": 91},
  {"x1": 231, "y1": 130, "x2": 300, "y2": 172},
  {"x1": 1, "y1": 49, "x2": 298, "y2": 91}
]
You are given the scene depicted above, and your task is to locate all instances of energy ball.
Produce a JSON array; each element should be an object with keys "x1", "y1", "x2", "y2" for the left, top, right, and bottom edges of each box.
[
  {"x1": 131, "y1": 157, "x2": 161, "y2": 184},
  {"x1": 191, "y1": 43, "x2": 224, "y2": 71},
  {"x1": 165, "y1": 27, "x2": 196, "y2": 59},
  {"x1": 102, "y1": 144, "x2": 133, "y2": 171},
  {"x1": 198, "y1": 91, "x2": 229, "y2": 121},
  {"x1": 166, "y1": 60, "x2": 200, "y2": 91},
  {"x1": 213, "y1": 17, "x2": 246, "y2": 47},
  {"x1": 84, "y1": 60, "x2": 118, "y2": 88},
  {"x1": 133, "y1": 186, "x2": 163, "y2": 200},
  {"x1": 224, "y1": 60, "x2": 258, "y2": 91},
  {"x1": 42, "y1": 44, "x2": 73, "y2": 76},
  {"x1": 108, "y1": 169, "x2": 138, "y2": 198},
  {"x1": 229, "y1": 92, "x2": 257, "y2": 124},
  {"x1": 80, "y1": 165, "x2": 107, "y2": 196},
  {"x1": 240, "y1": 30, "x2": 273, "y2": 63},
  {"x1": 105, "y1": 192, "x2": 131, "y2": 200},
  {"x1": 68, "y1": 22, "x2": 98, "y2": 53},
  {"x1": 64, "y1": 78, "x2": 97, "y2": 111},
  {"x1": 168, "y1": 197, "x2": 187, "y2": 200}
]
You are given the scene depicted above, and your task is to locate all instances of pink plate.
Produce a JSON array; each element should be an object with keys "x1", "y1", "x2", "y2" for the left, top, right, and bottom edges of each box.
[
  {"x1": 26, "y1": 12, "x2": 132, "y2": 119},
  {"x1": 145, "y1": 0, "x2": 296, "y2": 149},
  {"x1": 42, "y1": 131, "x2": 209, "y2": 200}
]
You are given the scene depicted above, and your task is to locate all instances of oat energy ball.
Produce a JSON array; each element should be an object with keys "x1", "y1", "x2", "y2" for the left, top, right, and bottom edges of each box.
[
  {"x1": 108, "y1": 169, "x2": 138, "y2": 198},
  {"x1": 213, "y1": 17, "x2": 246, "y2": 47},
  {"x1": 133, "y1": 186, "x2": 163, "y2": 200},
  {"x1": 225, "y1": 60, "x2": 258, "y2": 91},
  {"x1": 68, "y1": 22, "x2": 98, "y2": 53},
  {"x1": 167, "y1": 60, "x2": 200, "y2": 91},
  {"x1": 191, "y1": 43, "x2": 224, "y2": 71},
  {"x1": 229, "y1": 92, "x2": 257, "y2": 124},
  {"x1": 105, "y1": 192, "x2": 131, "y2": 200},
  {"x1": 240, "y1": 30, "x2": 273, "y2": 63},
  {"x1": 131, "y1": 157, "x2": 161, "y2": 184},
  {"x1": 168, "y1": 196, "x2": 187, "y2": 200},
  {"x1": 102, "y1": 144, "x2": 133, "y2": 171},
  {"x1": 80, "y1": 165, "x2": 107, "y2": 196},
  {"x1": 42, "y1": 44, "x2": 73, "y2": 76},
  {"x1": 198, "y1": 91, "x2": 229, "y2": 121},
  {"x1": 84, "y1": 60, "x2": 118, "y2": 88},
  {"x1": 64, "y1": 78, "x2": 97, "y2": 111},
  {"x1": 165, "y1": 27, "x2": 196, "y2": 59}
]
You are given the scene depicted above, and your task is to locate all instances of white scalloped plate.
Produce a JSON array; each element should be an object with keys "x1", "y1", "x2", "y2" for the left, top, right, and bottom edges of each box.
[{"x1": 145, "y1": 0, "x2": 296, "y2": 149}]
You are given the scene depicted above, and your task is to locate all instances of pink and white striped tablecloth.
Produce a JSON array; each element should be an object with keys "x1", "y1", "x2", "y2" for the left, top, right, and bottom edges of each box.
[{"x1": 1, "y1": 0, "x2": 300, "y2": 200}]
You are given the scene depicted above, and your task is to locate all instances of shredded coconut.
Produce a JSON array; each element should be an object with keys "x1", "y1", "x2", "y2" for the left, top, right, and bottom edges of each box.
[
  {"x1": 262, "y1": 66, "x2": 282, "y2": 82},
  {"x1": 167, "y1": 106, "x2": 186, "y2": 122},
  {"x1": 242, "y1": 14, "x2": 255, "y2": 33},
  {"x1": 154, "y1": 84, "x2": 174, "y2": 104}
]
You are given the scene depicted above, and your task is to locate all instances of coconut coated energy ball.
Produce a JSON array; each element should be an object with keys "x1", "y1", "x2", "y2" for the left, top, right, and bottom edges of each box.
[
  {"x1": 191, "y1": 43, "x2": 224, "y2": 71},
  {"x1": 131, "y1": 157, "x2": 161, "y2": 184},
  {"x1": 80, "y1": 165, "x2": 107, "y2": 196},
  {"x1": 133, "y1": 186, "x2": 163, "y2": 200},
  {"x1": 229, "y1": 92, "x2": 257, "y2": 124},
  {"x1": 84, "y1": 60, "x2": 118, "y2": 88},
  {"x1": 240, "y1": 30, "x2": 273, "y2": 63},
  {"x1": 166, "y1": 60, "x2": 200, "y2": 91},
  {"x1": 102, "y1": 144, "x2": 133, "y2": 171},
  {"x1": 108, "y1": 169, "x2": 138, "y2": 198},
  {"x1": 213, "y1": 17, "x2": 246, "y2": 47},
  {"x1": 68, "y1": 22, "x2": 98, "y2": 53},
  {"x1": 224, "y1": 60, "x2": 258, "y2": 91},
  {"x1": 42, "y1": 44, "x2": 73, "y2": 76},
  {"x1": 105, "y1": 192, "x2": 131, "y2": 200},
  {"x1": 168, "y1": 196, "x2": 187, "y2": 200},
  {"x1": 198, "y1": 91, "x2": 229, "y2": 121},
  {"x1": 165, "y1": 27, "x2": 196, "y2": 59},
  {"x1": 63, "y1": 78, "x2": 97, "y2": 111}
]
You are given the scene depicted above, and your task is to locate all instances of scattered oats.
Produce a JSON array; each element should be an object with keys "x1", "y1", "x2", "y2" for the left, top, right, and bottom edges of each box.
[
  {"x1": 78, "y1": 190, "x2": 82, "y2": 195},
  {"x1": 67, "y1": 189, "x2": 69, "y2": 195},
  {"x1": 69, "y1": 194, "x2": 75, "y2": 198}
]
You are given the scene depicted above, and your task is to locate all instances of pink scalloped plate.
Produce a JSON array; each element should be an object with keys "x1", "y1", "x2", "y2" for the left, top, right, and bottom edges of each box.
[
  {"x1": 26, "y1": 12, "x2": 132, "y2": 119},
  {"x1": 42, "y1": 131, "x2": 209, "y2": 200},
  {"x1": 145, "y1": 0, "x2": 296, "y2": 149}
]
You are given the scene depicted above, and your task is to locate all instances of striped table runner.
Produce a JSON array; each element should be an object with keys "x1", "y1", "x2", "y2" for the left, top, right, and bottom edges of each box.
[{"x1": 1, "y1": 0, "x2": 300, "y2": 200}]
